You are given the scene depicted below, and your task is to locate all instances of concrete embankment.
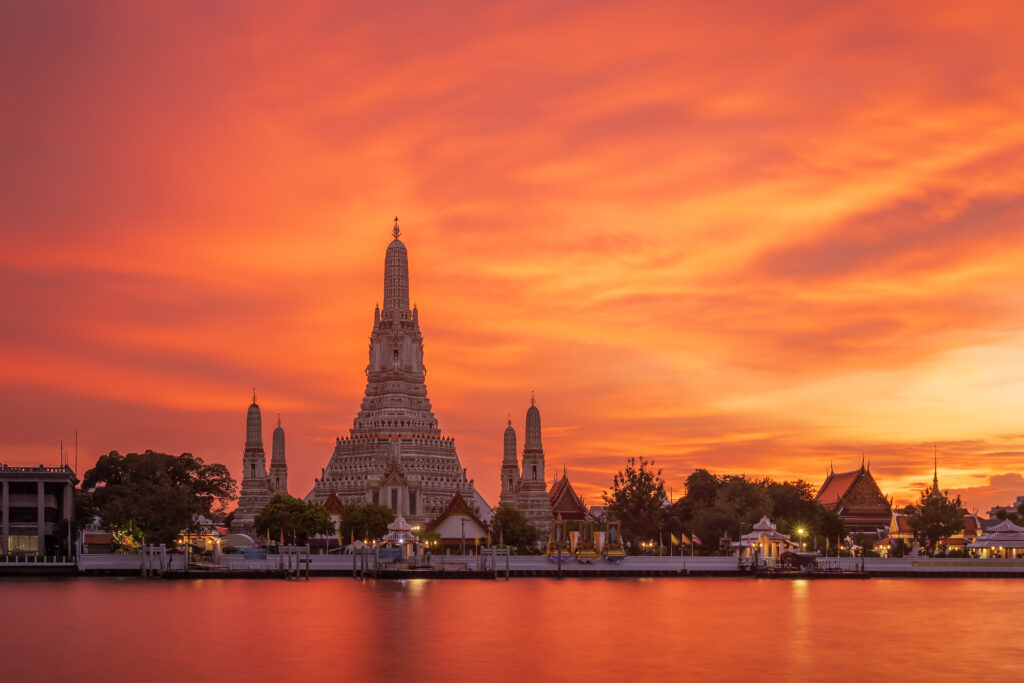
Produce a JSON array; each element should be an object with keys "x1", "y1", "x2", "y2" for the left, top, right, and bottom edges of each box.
[{"x1": 7, "y1": 555, "x2": 1024, "y2": 579}]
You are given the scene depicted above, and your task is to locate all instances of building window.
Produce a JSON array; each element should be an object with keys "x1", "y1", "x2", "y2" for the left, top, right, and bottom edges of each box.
[
  {"x1": 508, "y1": 478, "x2": 513, "y2": 490},
  {"x1": 532, "y1": 465, "x2": 537, "y2": 481},
  {"x1": 250, "y1": 464, "x2": 255, "y2": 478},
  {"x1": 372, "y1": 490, "x2": 379, "y2": 505},
  {"x1": 7, "y1": 535, "x2": 38, "y2": 553},
  {"x1": 391, "y1": 489, "x2": 399, "y2": 512},
  {"x1": 409, "y1": 490, "x2": 417, "y2": 516}
]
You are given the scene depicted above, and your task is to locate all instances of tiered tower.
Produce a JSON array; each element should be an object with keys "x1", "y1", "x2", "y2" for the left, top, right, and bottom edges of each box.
[
  {"x1": 269, "y1": 415, "x2": 288, "y2": 496},
  {"x1": 499, "y1": 419, "x2": 519, "y2": 506},
  {"x1": 517, "y1": 395, "x2": 552, "y2": 537},
  {"x1": 232, "y1": 392, "x2": 274, "y2": 533},
  {"x1": 308, "y1": 219, "x2": 479, "y2": 524}
]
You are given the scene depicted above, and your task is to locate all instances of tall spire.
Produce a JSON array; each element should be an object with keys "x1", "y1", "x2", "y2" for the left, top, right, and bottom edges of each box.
[
  {"x1": 933, "y1": 445, "x2": 939, "y2": 491},
  {"x1": 246, "y1": 392, "x2": 263, "y2": 448},
  {"x1": 383, "y1": 217, "x2": 410, "y2": 314}
]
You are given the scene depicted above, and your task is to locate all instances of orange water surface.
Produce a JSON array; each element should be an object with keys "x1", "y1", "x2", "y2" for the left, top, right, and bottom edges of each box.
[{"x1": 1, "y1": 577, "x2": 1020, "y2": 682}]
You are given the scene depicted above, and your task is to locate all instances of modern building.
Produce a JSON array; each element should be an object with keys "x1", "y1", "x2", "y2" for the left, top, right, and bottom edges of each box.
[
  {"x1": 231, "y1": 394, "x2": 288, "y2": 534},
  {"x1": 815, "y1": 461, "x2": 892, "y2": 535},
  {"x1": 307, "y1": 220, "x2": 483, "y2": 524},
  {"x1": 0, "y1": 464, "x2": 77, "y2": 555},
  {"x1": 987, "y1": 495, "x2": 1024, "y2": 520}
]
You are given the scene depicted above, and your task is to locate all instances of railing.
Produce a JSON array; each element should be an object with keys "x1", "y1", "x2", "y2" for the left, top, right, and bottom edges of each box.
[
  {"x1": 0, "y1": 464, "x2": 76, "y2": 474},
  {"x1": 0, "y1": 554, "x2": 76, "y2": 565}
]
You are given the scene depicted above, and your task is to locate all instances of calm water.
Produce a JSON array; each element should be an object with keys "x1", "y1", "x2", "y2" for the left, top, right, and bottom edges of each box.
[{"x1": 2, "y1": 577, "x2": 1021, "y2": 682}]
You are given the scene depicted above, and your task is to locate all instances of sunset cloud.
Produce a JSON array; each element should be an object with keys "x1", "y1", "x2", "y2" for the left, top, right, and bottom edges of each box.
[{"x1": 2, "y1": 1, "x2": 1024, "y2": 515}]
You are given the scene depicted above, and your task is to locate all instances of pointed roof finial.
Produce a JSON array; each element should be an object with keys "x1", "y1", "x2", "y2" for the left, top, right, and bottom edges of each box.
[
  {"x1": 530, "y1": 390, "x2": 535, "y2": 406},
  {"x1": 933, "y1": 445, "x2": 939, "y2": 490},
  {"x1": 277, "y1": 413, "x2": 281, "y2": 427},
  {"x1": 392, "y1": 215, "x2": 401, "y2": 240},
  {"x1": 252, "y1": 387, "x2": 257, "y2": 404}
]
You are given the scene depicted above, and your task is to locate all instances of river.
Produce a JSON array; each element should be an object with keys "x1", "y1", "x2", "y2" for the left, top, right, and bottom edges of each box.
[{"x1": 2, "y1": 577, "x2": 1020, "y2": 681}]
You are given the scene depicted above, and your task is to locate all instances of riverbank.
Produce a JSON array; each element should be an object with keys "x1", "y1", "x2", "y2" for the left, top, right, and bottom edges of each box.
[{"x1": 6, "y1": 554, "x2": 1024, "y2": 579}]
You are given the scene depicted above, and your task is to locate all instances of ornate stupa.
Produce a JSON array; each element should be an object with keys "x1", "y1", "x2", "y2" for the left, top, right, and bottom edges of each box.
[
  {"x1": 515, "y1": 394, "x2": 553, "y2": 537},
  {"x1": 269, "y1": 414, "x2": 288, "y2": 496},
  {"x1": 307, "y1": 218, "x2": 481, "y2": 524},
  {"x1": 499, "y1": 418, "x2": 519, "y2": 506},
  {"x1": 231, "y1": 392, "x2": 274, "y2": 533}
]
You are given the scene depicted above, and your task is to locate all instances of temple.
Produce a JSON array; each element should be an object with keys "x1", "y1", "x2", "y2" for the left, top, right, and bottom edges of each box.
[
  {"x1": 498, "y1": 397, "x2": 554, "y2": 537},
  {"x1": 548, "y1": 467, "x2": 589, "y2": 520},
  {"x1": 814, "y1": 460, "x2": 892, "y2": 535},
  {"x1": 231, "y1": 393, "x2": 289, "y2": 533},
  {"x1": 307, "y1": 219, "x2": 484, "y2": 524}
]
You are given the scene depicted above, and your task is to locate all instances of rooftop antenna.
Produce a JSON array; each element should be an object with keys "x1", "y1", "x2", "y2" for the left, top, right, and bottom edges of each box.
[{"x1": 60, "y1": 439, "x2": 63, "y2": 467}]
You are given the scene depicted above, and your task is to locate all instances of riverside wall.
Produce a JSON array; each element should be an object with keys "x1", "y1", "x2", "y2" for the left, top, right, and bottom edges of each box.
[{"x1": 15, "y1": 553, "x2": 1017, "y2": 579}]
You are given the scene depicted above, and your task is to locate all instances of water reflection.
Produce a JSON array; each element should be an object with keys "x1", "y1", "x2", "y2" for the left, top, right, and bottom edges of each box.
[{"x1": 2, "y1": 578, "x2": 1023, "y2": 682}]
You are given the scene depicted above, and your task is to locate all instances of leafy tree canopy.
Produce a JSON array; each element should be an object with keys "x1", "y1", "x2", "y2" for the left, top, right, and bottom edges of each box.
[
  {"x1": 908, "y1": 485, "x2": 965, "y2": 554},
  {"x1": 603, "y1": 456, "x2": 667, "y2": 552},
  {"x1": 254, "y1": 494, "x2": 334, "y2": 544},
  {"x1": 671, "y1": 470, "x2": 844, "y2": 554},
  {"x1": 337, "y1": 504, "x2": 395, "y2": 543},
  {"x1": 489, "y1": 504, "x2": 540, "y2": 553},
  {"x1": 83, "y1": 450, "x2": 237, "y2": 546}
]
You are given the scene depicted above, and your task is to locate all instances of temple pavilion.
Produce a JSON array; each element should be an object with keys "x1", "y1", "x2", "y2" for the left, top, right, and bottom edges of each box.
[
  {"x1": 815, "y1": 461, "x2": 892, "y2": 535},
  {"x1": 548, "y1": 468, "x2": 590, "y2": 521},
  {"x1": 425, "y1": 490, "x2": 490, "y2": 552},
  {"x1": 733, "y1": 516, "x2": 795, "y2": 560},
  {"x1": 968, "y1": 519, "x2": 1024, "y2": 558}
]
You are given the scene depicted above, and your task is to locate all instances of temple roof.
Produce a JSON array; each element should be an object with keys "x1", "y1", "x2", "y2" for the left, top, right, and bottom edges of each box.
[
  {"x1": 426, "y1": 490, "x2": 489, "y2": 533},
  {"x1": 549, "y1": 469, "x2": 589, "y2": 520},
  {"x1": 323, "y1": 492, "x2": 344, "y2": 515},
  {"x1": 816, "y1": 468, "x2": 862, "y2": 506},
  {"x1": 815, "y1": 465, "x2": 890, "y2": 515}
]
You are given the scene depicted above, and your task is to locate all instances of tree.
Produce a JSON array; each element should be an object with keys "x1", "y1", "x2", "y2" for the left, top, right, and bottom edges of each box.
[
  {"x1": 337, "y1": 504, "x2": 395, "y2": 543},
  {"x1": 908, "y1": 484, "x2": 965, "y2": 554},
  {"x1": 671, "y1": 469, "x2": 720, "y2": 523},
  {"x1": 603, "y1": 457, "x2": 667, "y2": 553},
  {"x1": 489, "y1": 504, "x2": 539, "y2": 553},
  {"x1": 83, "y1": 450, "x2": 237, "y2": 547},
  {"x1": 254, "y1": 494, "x2": 334, "y2": 544}
]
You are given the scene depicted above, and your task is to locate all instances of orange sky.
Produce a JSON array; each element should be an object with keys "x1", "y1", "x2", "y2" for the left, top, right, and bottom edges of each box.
[{"x1": 3, "y1": 2, "x2": 1024, "y2": 514}]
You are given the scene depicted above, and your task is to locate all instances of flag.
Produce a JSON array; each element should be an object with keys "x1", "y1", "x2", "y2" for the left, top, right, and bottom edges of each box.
[
  {"x1": 691, "y1": 533, "x2": 703, "y2": 546},
  {"x1": 279, "y1": 529, "x2": 284, "y2": 545},
  {"x1": 659, "y1": 532, "x2": 663, "y2": 549},
  {"x1": 487, "y1": 531, "x2": 492, "y2": 547},
  {"x1": 474, "y1": 534, "x2": 480, "y2": 548},
  {"x1": 350, "y1": 529, "x2": 355, "y2": 545},
  {"x1": 671, "y1": 533, "x2": 680, "y2": 547}
]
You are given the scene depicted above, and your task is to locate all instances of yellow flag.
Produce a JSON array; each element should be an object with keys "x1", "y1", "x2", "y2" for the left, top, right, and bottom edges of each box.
[
  {"x1": 671, "y1": 533, "x2": 680, "y2": 546},
  {"x1": 487, "y1": 531, "x2": 492, "y2": 547}
]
